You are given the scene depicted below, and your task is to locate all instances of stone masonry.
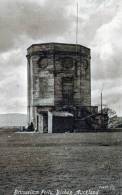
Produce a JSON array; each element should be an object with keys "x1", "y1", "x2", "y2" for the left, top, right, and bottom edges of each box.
[{"x1": 26, "y1": 43, "x2": 98, "y2": 133}]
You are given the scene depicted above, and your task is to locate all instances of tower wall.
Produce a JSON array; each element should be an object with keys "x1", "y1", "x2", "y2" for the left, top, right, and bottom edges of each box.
[
  {"x1": 27, "y1": 43, "x2": 91, "y2": 132},
  {"x1": 53, "y1": 44, "x2": 91, "y2": 107}
]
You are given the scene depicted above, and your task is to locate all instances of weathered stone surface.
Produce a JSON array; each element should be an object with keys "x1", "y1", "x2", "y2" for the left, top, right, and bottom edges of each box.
[{"x1": 27, "y1": 43, "x2": 91, "y2": 132}]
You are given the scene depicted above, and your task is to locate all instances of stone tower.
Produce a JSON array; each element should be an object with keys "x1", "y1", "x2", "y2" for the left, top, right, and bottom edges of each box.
[{"x1": 26, "y1": 43, "x2": 91, "y2": 133}]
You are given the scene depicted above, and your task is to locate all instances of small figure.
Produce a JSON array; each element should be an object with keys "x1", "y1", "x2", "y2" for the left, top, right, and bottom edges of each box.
[{"x1": 28, "y1": 122, "x2": 34, "y2": 131}]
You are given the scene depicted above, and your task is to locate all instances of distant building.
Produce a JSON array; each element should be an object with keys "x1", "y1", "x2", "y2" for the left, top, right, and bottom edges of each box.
[
  {"x1": 0, "y1": 113, "x2": 27, "y2": 128},
  {"x1": 26, "y1": 43, "x2": 107, "y2": 133}
]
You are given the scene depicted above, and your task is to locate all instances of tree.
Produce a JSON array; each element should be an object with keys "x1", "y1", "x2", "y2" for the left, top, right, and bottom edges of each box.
[{"x1": 102, "y1": 107, "x2": 117, "y2": 128}]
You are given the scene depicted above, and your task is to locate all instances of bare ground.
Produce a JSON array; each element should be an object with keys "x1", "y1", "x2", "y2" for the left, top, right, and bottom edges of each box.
[{"x1": 0, "y1": 129, "x2": 122, "y2": 195}]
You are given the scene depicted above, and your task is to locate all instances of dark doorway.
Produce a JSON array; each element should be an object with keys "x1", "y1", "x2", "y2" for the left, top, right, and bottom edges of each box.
[{"x1": 43, "y1": 112, "x2": 48, "y2": 133}]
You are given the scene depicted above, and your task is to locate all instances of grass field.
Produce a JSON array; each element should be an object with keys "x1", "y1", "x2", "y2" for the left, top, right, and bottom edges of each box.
[{"x1": 0, "y1": 129, "x2": 122, "y2": 195}]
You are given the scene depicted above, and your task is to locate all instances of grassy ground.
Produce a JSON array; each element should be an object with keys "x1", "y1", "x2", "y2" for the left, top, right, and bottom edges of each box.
[{"x1": 0, "y1": 129, "x2": 122, "y2": 195}]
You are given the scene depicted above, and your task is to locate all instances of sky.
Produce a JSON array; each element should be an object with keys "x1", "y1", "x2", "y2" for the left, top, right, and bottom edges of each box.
[{"x1": 0, "y1": 0, "x2": 122, "y2": 115}]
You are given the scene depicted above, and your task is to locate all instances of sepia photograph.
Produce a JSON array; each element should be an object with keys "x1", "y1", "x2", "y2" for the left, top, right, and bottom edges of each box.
[{"x1": 0, "y1": 0, "x2": 122, "y2": 194}]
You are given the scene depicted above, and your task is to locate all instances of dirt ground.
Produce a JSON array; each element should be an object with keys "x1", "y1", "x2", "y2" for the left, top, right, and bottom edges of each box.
[{"x1": 0, "y1": 129, "x2": 122, "y2": 195}]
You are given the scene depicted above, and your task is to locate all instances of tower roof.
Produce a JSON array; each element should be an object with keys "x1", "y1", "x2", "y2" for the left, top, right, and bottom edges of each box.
[{"x1": 27, "y1": 42, "x2": 90, "y2": 57}]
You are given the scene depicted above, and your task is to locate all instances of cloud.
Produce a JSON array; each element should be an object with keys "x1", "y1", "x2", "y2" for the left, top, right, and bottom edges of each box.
[
  {"x1": 88, "y1": 0, "x2": 122, "y2": 115},
  {"x1": 91, "y1": 3, "x2": 122, "y2": 80},
  {"x1": 0, "y1": 62, "x2": 27, "y2": 113},
  {"x1": 0, "y1": 0, "x2": 73, "y2": 53},
  {"x1": 0, "y1": 0, "x2": 74, "y2": 113},
  {"x1": 91, "y1": 78, "x2": 122, "y2": 110}
]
